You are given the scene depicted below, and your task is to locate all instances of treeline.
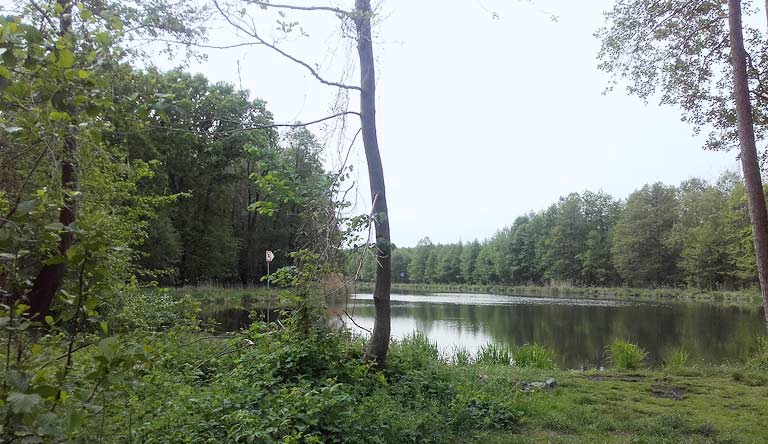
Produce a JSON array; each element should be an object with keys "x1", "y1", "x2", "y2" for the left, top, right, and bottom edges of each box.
[
  {"x1": 118, "y1": 70, "x2": 337, "y2": 286},
  {"x1": 353, "y1": 174, "x2": 757, "y2": 289}
]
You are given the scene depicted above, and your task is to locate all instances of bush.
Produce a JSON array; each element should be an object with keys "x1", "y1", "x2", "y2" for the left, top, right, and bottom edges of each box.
[
  {"x1": 662, "y1": 347, "x2": 690, "y2": 370},
  {"x1": 606, "y1": 339, "x2": 648, "y2": 370},
  {"x1": 108, "y1": 286, "x2": 198, "y2": 332},
  {"x1": 514, "y1": 344, "x2": 557, "y2": 369}
]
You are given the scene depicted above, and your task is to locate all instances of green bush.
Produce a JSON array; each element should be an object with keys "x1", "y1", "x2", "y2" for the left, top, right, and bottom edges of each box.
[
  {"x1": 606, "y1": 339, "x2": 648, "y2": 370},
  {"x1": 514, "y1": 344, "x2": 557, "y2": 369},
  {"x1": 108, "y1": 286, "x2": 198, "y2": 332},
  {"x1": 662, "y1": 347, "x2": 690, "y2": 370}
]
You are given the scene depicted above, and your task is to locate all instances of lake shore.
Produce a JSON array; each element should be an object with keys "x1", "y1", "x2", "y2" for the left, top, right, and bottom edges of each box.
[{"x1": 351, "y1": 281, "x2": 763, "y2": 305}]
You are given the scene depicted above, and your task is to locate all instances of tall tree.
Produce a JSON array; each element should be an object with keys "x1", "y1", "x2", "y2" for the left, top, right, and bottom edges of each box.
[
  {"x1": 213, "y1": 0, "x2": 393, "y2": 364},
  {"x1": 353, "y1": 0, "x2": 391, "y2": 364},
  {"x1": 727, "y1": 0, "x2": 768, "y2": 323},
  {"x1": 611, "y1": 183, "x2": 680, "y2": 286}
]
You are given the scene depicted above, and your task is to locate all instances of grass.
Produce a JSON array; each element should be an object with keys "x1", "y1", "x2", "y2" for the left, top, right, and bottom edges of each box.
[
  {"x1": 606, "y1": 339, "x2": 649, "y2": 370},
  {"x1": 353, "y1": 282, "x2": 762, "y2": 306},
  {"x1": 468, "y1": 365, "x2": 768, "y2": 444}
]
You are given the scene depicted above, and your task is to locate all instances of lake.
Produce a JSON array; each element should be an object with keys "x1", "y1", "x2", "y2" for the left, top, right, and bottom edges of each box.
[{"x1": 327, "y1": 292, "x2": 766, "y2": 369}]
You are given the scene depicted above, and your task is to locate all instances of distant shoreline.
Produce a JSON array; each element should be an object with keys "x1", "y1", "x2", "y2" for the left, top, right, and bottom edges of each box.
[{"x1": 349, "y1": 282, "x2": 763, "y2": 306}]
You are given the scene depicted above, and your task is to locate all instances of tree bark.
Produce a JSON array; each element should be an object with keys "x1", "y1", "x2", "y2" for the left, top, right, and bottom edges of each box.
[
  {"x1": 27, "y1": 0, "x2": 77, "y2": 319},
  {"x1": 354, "y1": 0, "x2": 392, "y2": 365},
  {"x1": 728, "y1": 0, "x2": 768, "y2": 326}
]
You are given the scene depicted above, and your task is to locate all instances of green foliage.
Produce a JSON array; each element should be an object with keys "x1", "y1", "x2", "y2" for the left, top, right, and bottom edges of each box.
[
  {"x1": 513, "y1": 344, "x2": 557, "y2": 370},
  {"x1": 356, "y1": 173, "x2": 759, "y2": 292},
  {"x1": 476, "y1": 343, "x2": 514, "y2": 365},
  {"x1": 662, "y1": 347, "x2": 690, "y2": 370},
  {"x1": 746, "y1": 337, "x2": 768, "y2": 371},
  {"x1": 108, "y1": 285, "x2": 199, "y2": 332},
  {"x1": 606, "y1": 339, "x2": 648, "y2": 370}
]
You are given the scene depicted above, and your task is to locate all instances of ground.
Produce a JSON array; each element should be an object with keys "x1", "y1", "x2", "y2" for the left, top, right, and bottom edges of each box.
[{"x1": 466, "y1": 366, "x2": 768, "y2": 444}]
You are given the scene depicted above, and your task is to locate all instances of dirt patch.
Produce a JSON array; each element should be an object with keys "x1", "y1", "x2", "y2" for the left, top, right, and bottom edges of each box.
[
  {"x1": 650, "y1": 383, "x2": 686, "y2": 400},
  {"x1": 586, "y1": 374, "x2": 646, "y2": 382}
]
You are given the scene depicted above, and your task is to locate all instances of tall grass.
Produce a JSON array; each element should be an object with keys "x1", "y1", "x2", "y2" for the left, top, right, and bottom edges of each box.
[
  {"x1": 471, "y1": 343, "x2": 557, "y2": 369},
  {"x1": 747, "y1": 336, "x2": 768, "y2": 371},
  {"x1": 606, "y1": 339, "x2": 648, "y2": 370},
  {"x1": 475, "y1": 343, "x2": 514, "y2": 365},
  {"x1": 662, "y1": 347, "x2": 690, "y2": 370},
  {"x1": 514, "y1": 344, "x2": 557, "y2": 369}
]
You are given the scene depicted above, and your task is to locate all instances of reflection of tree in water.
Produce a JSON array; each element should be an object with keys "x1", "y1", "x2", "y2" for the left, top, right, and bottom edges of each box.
[{"x1": 331, "y1": 297, "x2": 765, "y2": 368}]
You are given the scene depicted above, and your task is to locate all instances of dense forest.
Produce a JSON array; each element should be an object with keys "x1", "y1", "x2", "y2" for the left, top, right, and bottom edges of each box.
[{"x1": 354, "y1": 174, "x2": 758, "y2": 290}]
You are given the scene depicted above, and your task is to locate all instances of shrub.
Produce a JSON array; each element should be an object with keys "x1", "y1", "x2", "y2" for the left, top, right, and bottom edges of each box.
[
  {"x1": 476, "y1": 343, "x2": 513, "y2": 365},
  {"x1": 514, "y1": 344, "x2": 557, "y2": 369},
  {"x1": 606, "y1": 339, "x2": 648, "y2": 370},
  {"x1": 662, "y1": 347, "x2": 690, "y2": 370},
  {"x1": 108, "y1": 286, "x2": 198, "y2": 332}
]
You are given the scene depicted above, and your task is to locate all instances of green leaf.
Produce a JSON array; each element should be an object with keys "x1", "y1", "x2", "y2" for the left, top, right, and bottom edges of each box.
[
  {"x1": 16, "y1": 200, "x2": 38, "y2": 216},
  {"x1": 44, "y1": 315, "x2": 54, "y2": 326},
  {"x1": 0, "y1": 66, "x2": 10, "y2": 79},
  {"x1": 56, "y1": 49, "x2": 75, "y2": 68},
  {"x1": 44, "y1": 222, "x2": 64, "y2": 231},
  {"x1": 7, "y1": 392, "x2": 41, "y2": 414},
  {"x1": 96, "y1": 336, "x2": 120, "y2": 363}
]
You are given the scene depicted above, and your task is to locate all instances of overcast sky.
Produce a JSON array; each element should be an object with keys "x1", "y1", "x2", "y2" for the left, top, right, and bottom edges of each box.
[{"x1": 166, "y1": 0, "x2": 743, "y2": 247}]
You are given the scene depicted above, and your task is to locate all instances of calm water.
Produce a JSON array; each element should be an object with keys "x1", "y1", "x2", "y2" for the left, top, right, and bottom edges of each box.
[{"x1": 328, "y1": 293, "x2": 766, "y2": 369}]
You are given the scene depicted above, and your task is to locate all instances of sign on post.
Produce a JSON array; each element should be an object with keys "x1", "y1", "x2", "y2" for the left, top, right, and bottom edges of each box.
[{"x1": 266, "y1": 250, "x2": 274, "y2": 288}]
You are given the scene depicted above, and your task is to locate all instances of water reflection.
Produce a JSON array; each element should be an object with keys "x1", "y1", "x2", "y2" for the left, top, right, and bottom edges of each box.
[{"x1": 329, "y1": 293, "x2": 766, "y2": 369}]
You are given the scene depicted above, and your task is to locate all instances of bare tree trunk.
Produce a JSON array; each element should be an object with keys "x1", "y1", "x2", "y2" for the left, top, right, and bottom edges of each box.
[
  {"x1": 728, "y1": 0, "x2": 768, "y2": 326},
  {"x1": 27, "y1": 0, "x2": 77, "y2": 319},
  {"x1": 354, "y1": 0, "x2": 391, "y2": 365}
]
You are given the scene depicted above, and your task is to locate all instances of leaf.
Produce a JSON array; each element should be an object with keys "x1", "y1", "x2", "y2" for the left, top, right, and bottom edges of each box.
[
  {"x1": 44, "y1": 222, "x2": 64, "y2": 231},
  {"x1": 44, "y1": 315, "x2": 54, "y2": 326},
  {"x1": 16, "y1": 199, "x2": 38, "y2": 216},
  {"x1": 2, "y1": 126, "x2": 23, "y2": 133},
  {"x1": 0, "y1": 66, "x2": 10, "y2": 79},
  {"x1": 7, "y1": 392, "x2": 41, "y2": 414},
  {"x1": 96, "y1": 336, "x2": 120, "y2": 363},
  {"x1": 56, "y1": 49, "x2": 75, "y2": 68}
]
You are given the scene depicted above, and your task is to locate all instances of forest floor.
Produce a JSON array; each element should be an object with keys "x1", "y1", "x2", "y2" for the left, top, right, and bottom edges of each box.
[{"x1": 353, "y1": 282, "x2": 762, "y2": 306}]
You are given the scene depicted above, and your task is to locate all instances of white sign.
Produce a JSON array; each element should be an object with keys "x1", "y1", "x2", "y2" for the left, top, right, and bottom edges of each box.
[{"x1": 266, "y1": 250, "x2": 275, "y2": 262}]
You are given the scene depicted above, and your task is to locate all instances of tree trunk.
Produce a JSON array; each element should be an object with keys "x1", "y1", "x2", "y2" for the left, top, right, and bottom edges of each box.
[
  {"x1": 27, "y1": 0, "x2": 77, "y2": 320},
  {"x1": 354, "y1": 0, "x2": 392, "y2": 366},
  {"x1": 728, "y1": 0, "x2": 768, "y2": 326}
]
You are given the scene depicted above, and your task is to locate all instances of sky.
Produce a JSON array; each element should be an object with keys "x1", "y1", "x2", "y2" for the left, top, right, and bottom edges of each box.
[{"x1": 161, "y1": 0, "x2": 744, "y2": 247}]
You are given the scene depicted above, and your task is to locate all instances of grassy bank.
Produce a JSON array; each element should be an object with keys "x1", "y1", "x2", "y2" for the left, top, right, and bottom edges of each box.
[
  {"x1": 8, "y1": 289, "x2": 767, "y2": 443},
  {"x1": 353, "y1": 281, "x2": 763, "y2": 305}
]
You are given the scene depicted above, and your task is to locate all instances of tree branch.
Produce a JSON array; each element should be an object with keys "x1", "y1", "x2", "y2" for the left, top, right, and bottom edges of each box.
[
  {"x1": 212, "y1": 0, "x2": 361, "y2": 91},
  {"x1": 246, "y1": 0, "x2": 350, "y2": 16},
  {"x1": 146, "y1": 111, "x2": 360, "y2": 134}
]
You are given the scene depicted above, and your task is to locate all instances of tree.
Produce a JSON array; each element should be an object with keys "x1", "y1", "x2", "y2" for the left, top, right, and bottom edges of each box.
[
  {"x1": 597, "y1": 0, "x2": 768, "y2": 323},
  {"x1": 2, "y1": 0, "x2": 207, "y2": 318},
  {"x1": 212, "y1": 0, "x2": 393, "y2": 364},
  {"x1": 727, "y1": 0, "x2": 768, "y2": 324},
  {"x1": 611, "y1": 183, "x2": 680, "y2": 286}
]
